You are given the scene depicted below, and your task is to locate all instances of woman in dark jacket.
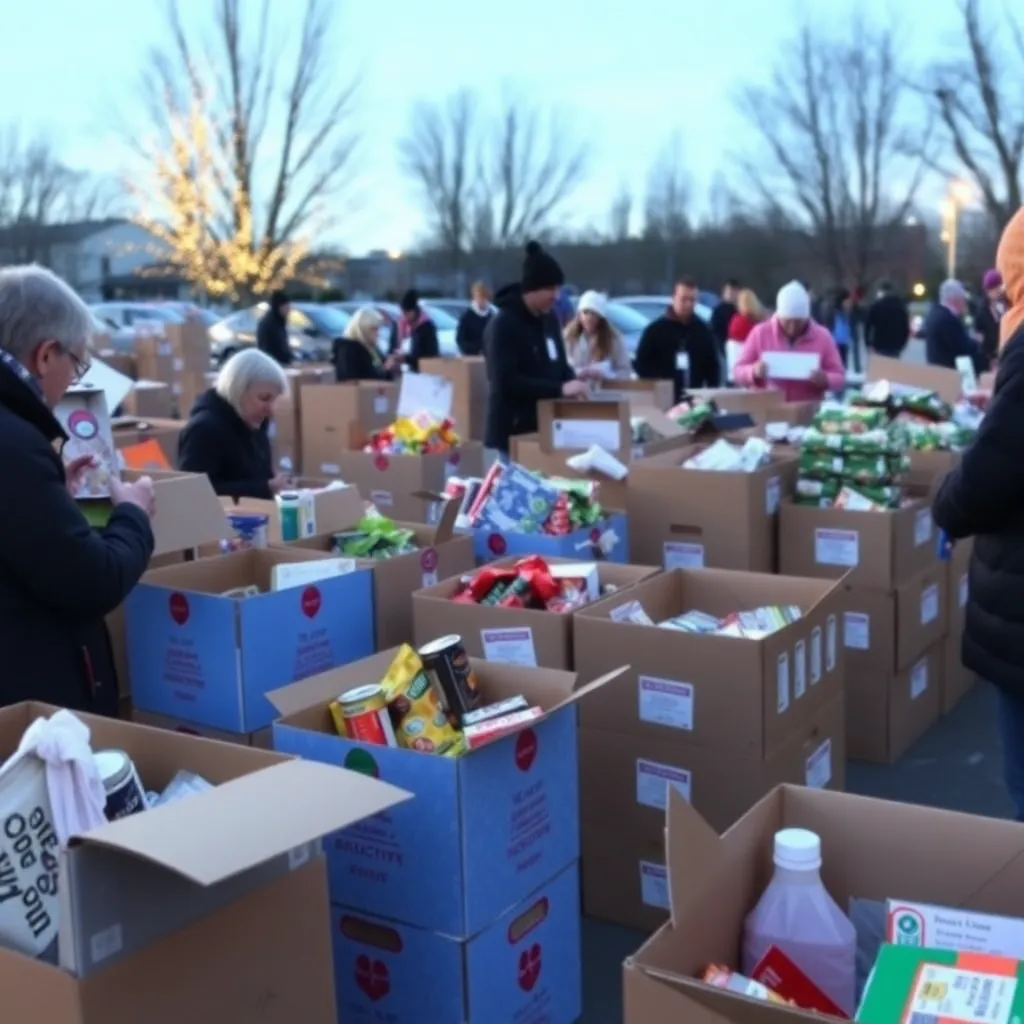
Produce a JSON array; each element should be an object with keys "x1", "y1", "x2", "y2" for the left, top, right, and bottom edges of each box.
[
  {"x1": 0, "y1": 264, "x2": 155, "y2": 713},
  {"x1": 178, "y1": 348, "x2": 290, "y2": 499},
  {"x1": 974, "y1": 268, "x2": 1007, "y2": 368},
  {"x1": 933, "y1": 208, "x2": 1024, "y2": 818},
  {"x1": 334, "y1": 306, "x2": 401, "y2": 382},
  {"x1": 396, "y1": 289, "x2": 440, "y2": 372}
]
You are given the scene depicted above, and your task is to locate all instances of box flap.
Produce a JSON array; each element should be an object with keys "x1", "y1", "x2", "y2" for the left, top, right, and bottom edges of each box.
[
  {"x1": 633, "y1": 407, "x2": 688, "y2": 439},
  {"x1": 537, "y1": 398, "x2": 631, "y2": 457},
  {"x1": 867, "y1": 353, "x2": 961, "y2": 403},
  {"x1": 410, "y1": 490, "x2": 459, "y2": 542},
  {"x1": 665, "y1": 787, "x2": 728, "y2": 926},
  {"x1": 268, "y1": 649, "x2": 402, "y2": 718},
  {"x1": 79, "y1": 355, "x2": 135, "y2": 412},
  {"x1": 135, "y1": 470, "x2": 233, "y2": 555},
  {"x1": 68, "y1": 759, "x2": 411, "y2": 886}
]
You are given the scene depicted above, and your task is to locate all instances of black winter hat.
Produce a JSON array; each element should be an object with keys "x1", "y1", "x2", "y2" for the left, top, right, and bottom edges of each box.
[
  {"x1": 270, "y1": 289, "x2": 290, "y2": 311},
  {"x1": 521, "y1": 240, "x2": 564, "y2": 293},
  {"x1": 399, "y1": 288, "x2": 420, "y2": 313}
]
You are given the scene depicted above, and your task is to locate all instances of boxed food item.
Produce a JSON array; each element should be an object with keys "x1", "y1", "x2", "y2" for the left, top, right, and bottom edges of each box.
[{"x1": 55, "y1": 387, "x2": 119, "y2": 501}]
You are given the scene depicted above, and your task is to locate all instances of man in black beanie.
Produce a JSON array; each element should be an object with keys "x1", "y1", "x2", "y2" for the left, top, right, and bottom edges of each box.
[
  {"x1": 256, "y1": 289, "x2": 294, "y2": 366},
  {"x1": 397, "y1": 288, "x2": 440, "y2": 372},
  {"x1": 483, "y1": 241, "x2": 588, "y2": 459}
]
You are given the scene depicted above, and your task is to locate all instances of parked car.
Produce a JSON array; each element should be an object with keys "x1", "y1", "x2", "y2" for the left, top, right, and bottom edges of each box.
[
  {"x1": 613, "y1": 294, "x2": 715, "y2": 325},
  {"x1": 331, "y1": 300, "x2": 459, "y2": 358},
  {"x1": 424, "y1": 298, "x2": 471, "y2": 319},
  {"x1": 600, "y1": 301, "x2": 651, "y2": 358},
  {"x1": 90, "y1": 301, "x2": 187, "y2": 354},
  {"x1": 209, "y1": 302, "x2": 351, "y2": 365}
]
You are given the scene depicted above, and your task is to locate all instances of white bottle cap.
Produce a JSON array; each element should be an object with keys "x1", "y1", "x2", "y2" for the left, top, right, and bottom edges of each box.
[{"x1": 773, "y1": 828, "x2": 822, "y2": 870}]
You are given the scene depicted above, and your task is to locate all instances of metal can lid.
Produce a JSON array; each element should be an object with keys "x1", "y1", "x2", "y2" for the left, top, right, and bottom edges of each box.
[
  {"x1": 94, "y1": 749, "x2": 130, "y2": 785},
  {"x1": 339, "y1": 684, "x2": 385, "y2": 706},
  {"x1": 418, "y1": 634, "x2": 462, "y2": 657}
]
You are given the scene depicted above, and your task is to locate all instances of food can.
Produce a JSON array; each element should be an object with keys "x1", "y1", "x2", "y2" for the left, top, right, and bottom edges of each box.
[
  {"x1": 277, "y1": 491, "x2": 301, "y2": 542},
  {"x1": 94, "y1": 749, "x2": 148, "y2": 821},
  {"x1": 381, "y1": 644, "x2": 462, "y2": 755},
  {"x1": 418, "y1": 635, "x2": 482, "y2": 721},
  {"x1": 225, "y1": 512, "x2": 269, "y2": 550},
  {"x1": 339, "y1": 685, "x2": 398, "y2": 747}
]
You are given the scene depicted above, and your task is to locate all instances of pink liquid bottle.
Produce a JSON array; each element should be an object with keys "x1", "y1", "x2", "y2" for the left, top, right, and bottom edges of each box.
[{"x1": 741, "y1": 828, "x2": 856, "y2": 1015}]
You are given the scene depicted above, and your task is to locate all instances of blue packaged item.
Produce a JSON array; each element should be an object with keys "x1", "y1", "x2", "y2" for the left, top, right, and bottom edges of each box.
[
  {"x1": 223, "y1": 512, "x2": 269, "y2": 551},
  {"x1": 476, "y1": 463, "x2": 560, "y2": 534}
]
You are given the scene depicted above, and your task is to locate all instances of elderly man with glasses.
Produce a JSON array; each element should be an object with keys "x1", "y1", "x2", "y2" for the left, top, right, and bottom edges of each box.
[{"x1": 0, "y1": 264, "x2": 155, "y2": 714}]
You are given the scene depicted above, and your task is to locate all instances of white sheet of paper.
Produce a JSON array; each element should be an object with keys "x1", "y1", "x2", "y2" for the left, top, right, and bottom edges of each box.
[
  {"x1": 79, "y1": 357, "x2": 135, "y2": 413},
  {"x1": 271, "y1": 558, "x2": 357, "y2": 592},
  {"x1": 551, "y1": 418, "x2": 622, "y2": 451},
  {"x1": 397, "y1": 372, "x2": 454, "y2": 419},
  {"x1": 763, "y1": 351, "x2": 820, "y2": 380},
  {"x1": 725, "y1": 341, "x2": 744, "y2": 383},
  {"x1": 955, "y1": 355, "x2": 978, "y2": 394}
]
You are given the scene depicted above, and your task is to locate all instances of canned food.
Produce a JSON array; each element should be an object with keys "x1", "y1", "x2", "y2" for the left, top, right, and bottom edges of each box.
[
  {"x1": 277, "y1": 491, "x2": 301, "y2": 542},
  {"x1": 418, "y1": 635, "x2": 482, "y2": 721},
  {"x1": 337, "y1": 685, "x2": 397, "y2": 747},
  {"x1": 380, "y1": 644, "x2": 461, "y2": 755},
  {"x1": 94, "y1": 749, "x2": 148, "y2": 820}
]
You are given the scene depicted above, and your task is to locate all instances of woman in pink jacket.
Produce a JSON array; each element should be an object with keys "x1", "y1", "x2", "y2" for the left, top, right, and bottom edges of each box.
[{"x1": 733, "y1": 281, "x2": 847, "y2": 401}]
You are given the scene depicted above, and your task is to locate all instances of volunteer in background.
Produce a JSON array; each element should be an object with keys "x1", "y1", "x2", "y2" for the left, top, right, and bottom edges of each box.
[
  {"x1": 178, "y1": 348, "x2": 290, "y2": 499},
  {"x1": 733, "y1": 280, "x2": 846, "y2": 402},
  {"x1": 456, "y1": 282, "x2": 494, "y2": 356},
  {"x1": 932, "y1": 207, "x2": 1024, "y2": 819},
  {"x1": 864, "y1": 280, "x2": 910, "y2": 358},
  {"x1": 725, "y1": 289, "x2": 766, "y2": 382},
  {"x1": 256, "y1": 290, "x2": 294, "y2": 366},
  {"x1": 709, "y1": 278, "x2": 740, "y2": 357},
  {"x1": 923, "y1": 279, "x2": 988, "y2": 375},
  {"x1": 0, "y1": 264, "x2": 155, "y2": 713},
  {"x1": 564, "y1": 290, "x2": 632, "y2": 379},
  {"x1": 973, "y1": 268, "x2": 1007, "y2": 368},
  {"x1": 824, "y1": 288, "x2": 855, "y2": 369},
  {"x1": 635, "y1": 277, "x2": 720, "y2": 400},
  {"x1": 396, "y1": 289, "x2": 440, "y2": 372},
  {"x1": 483, "y1": 241, "x2": 587, "y2": 461},
  {"x1": 333, "y1": 306, "x2": 401, "y2": 382}
]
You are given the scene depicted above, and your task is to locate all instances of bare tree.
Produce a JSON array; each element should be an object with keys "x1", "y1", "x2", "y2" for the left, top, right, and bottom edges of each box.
[
  {"x1": 734, "y1": 15, "x2": 924, "y2": 284},
  {"x1": 643, "y1": 132, "x2": 691, "y2": 285},
  {"x1": 915, "y1": 0, "x2": 1024, "y2": 229},
  {"x1": 125, "y1": 0, "x2": 359, "y2": 300},
  {"x1": 607, "y1": 183, "x2": 632, "y2": 242}
]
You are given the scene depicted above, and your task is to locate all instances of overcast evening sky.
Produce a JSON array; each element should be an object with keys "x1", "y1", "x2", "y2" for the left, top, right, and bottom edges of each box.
[{"x1": 0, "y1": 0, "x2": 978, "y2": 255}]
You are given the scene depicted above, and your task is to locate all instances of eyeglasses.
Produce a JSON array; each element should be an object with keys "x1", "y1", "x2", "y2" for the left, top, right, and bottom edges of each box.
[{"x1": 60, "y1": 344, "x2": 90, "y2": 384}]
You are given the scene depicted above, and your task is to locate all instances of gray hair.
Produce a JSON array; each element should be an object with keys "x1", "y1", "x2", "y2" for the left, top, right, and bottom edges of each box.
[
  {"x1": 343, "y1": 306, "x2": 383, "y2": 346},
  {"x1": 215, "y1": 348, "x2": 289, "y2": 410},
  {"x1": 939, "y1": 278, "x2": 967, "y2": 304},
  {"x1": 0, "y1": 264, "x2": 94, "y2": 361}
]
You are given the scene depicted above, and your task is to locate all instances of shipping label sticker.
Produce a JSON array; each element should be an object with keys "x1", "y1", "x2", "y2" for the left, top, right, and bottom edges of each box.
[
  {"x1": 794, "y1": 640, "x2": 807, "y2": 700},
  {"x1": 480, "y1": 627, "x2": 537, "y2": 667},
  {"x1": 814, "y1": 527, "x2": 859, "y2": 567},
  {"x1": 805, "y1": 739, "x2": 832, "y2": 789},
  {"x1": 921, "y1": 583, "x2": 940, "y2": 626},
  {"x1": 373, "y1": 395, "x2": 390, "y2": 415},
  {"x1": 662, "y1": 541, "x2": 704, "y2": 570},
  {"x1": 639, "y1": 861, "x2": 670, "y2": 910},
  {"x1": 910, "y1": 659, "x2": 929, "y2": 700},
  {"x1": 843, "y1": 611, "x2": 870, "y2": 651},
  {"x1": 638, "y1": 676, "x2": 694, "y2": 731},
  {"x1": 826, "y1": 615, "x2": 837, "y2": 672},
  {"x1": 777, "y1": 652, "x2": 790, "y2": 714},
  {"x1": 765, "y1": 476, "x2": 781, "y2": 515},
  {"x1": 914, "y1": 508, "x2": 933, "y2": 547},
  {"x1": 810, "y1": 626, "x2": 823, "y2": 686},
  {"x1": 369, "y1": 489, "x2": 394, "y2": 508},
  {"x1": 636, "y1": 759, "x2": 692, "y2": 811}
]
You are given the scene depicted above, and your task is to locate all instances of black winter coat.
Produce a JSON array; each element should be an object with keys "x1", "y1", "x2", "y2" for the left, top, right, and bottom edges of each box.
[
  {"x1": 924, "y1": 303, "x2": 987, "y2": 375},
  {"x1": 0, "y1": 359, "x2": 153, "y2": 713},
  {"x1": 256, "y1": 307, "x2": 293, "y2": 366},
  {"x1": 178, "y1": 389, "x2": 274, "y2": 499},
  {"x1": 483, "y1": 285, "x2": 574, "y2": 453},
  {"x1": 933, "y1": 326, "x2": 1024, "y2": 695},
  {"x1": 456, "y1": 307, "x2": 492, "y2": 356},
  {"x1": 865, "y1": 294, "x2": 910, "y2": 357},
  {"x1": 634, "y1": 312, "x2": 720, "y2": 401},
  {"x1": 402, "y1": 319, "x2": 440, "y2": 373},
  {"x1": 709, "y1": 301, "x2": 736, "y2": 354},
  {"x1": 333, "y1": 338, "x2": 393, "y2": 382}
]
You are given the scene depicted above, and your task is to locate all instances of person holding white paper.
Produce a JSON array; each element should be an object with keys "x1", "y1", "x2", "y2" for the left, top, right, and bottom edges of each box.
[
  {"x1": 733, "y1": 281, "x2": 846, "y2": 401},
  {"x1": 564, "y1": 290, "x2": 631, "y2": 380}
]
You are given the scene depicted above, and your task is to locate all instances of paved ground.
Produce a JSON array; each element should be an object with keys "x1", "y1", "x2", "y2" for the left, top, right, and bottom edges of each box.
[{"x1": 579, "y1": 680, "x2": 1009, "y2": 1023}]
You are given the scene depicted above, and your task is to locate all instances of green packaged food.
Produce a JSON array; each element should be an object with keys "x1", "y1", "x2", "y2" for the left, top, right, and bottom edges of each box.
[
  {"x1": 799, "y1": 451, "x2": 892, "y2": 485},
  {"x1": 795, "y1": 477, "x2": 840, "y2": 500},
  {"x1": 673, "y1": 401, "x2": 716, "y2": 430},
  {"x1": 812, "y1": 402, "x2": 888, "y2": 435},
  {"x1": 333, "y1": 515, "x2": 418, "y2": 559},
  {"x1": 801, "y1": 426, "x2": 893, "y2": 455}
]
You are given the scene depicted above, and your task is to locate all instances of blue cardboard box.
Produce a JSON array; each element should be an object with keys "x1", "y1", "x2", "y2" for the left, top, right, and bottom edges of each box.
[
  {"x1": 468, "y1": 511, "x2": 630, "y2": 565},
  {"x1": 331, "y1": 861, "x2": 581, "y2": 1024},
  {"x1": 126, "y1": 547, "x2": 375, "y2": 733},
  {"x1": 269, "y1": 649, "x2": 624, "y2": 937}
]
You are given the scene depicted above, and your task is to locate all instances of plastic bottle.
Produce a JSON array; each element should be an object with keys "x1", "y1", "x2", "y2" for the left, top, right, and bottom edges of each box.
[{"x1": 741, "y1": 827, "x2": 857, "y2": 1015}]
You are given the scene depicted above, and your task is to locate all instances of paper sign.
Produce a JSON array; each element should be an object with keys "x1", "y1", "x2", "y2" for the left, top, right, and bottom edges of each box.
[
  {"x1": 480, "y1": 627, "x2": 537, "y2": 666},
  {"x1": 805, "y1": 739, "x2": 832, "y2": 789},
  {"x1": 726, "y1": 340, "x2": 743, "y2": 383},
  {"x1": 397, "y1": 372, "x2": 453, "y2": 419},
  {"x1": 843, "y1": 612, "x2": 870, "y2": 650},
  {"x1": 910, "y1": 659, "x2": 929, "y2": 700},
  {"x1": 763, "y1": 351, "x2": 820, "y2": 381},
  {"x1": 638, "y1": 676, "x2": 694, "y2": 730},
  {"x1": 810, "y1": 627, "x2": 822, "y2": 685},
  {"x1": 921, "y1": 584, "x2": 939, "y2": 625},
  {"x1": 120, "y1": 439, "x2": 170, "y2": 471},
  {"x1": 955, "y1": 355, "x2": 978, "y2": 395},
  {"x1": 550, "y1": 418, "x2": 622, "y2": 451},
  {"x1": 636, "y1": 759, "x2": 692, "y2": 810},
  {"x1": 815, "y1": 528, "x2": 859, "y2": 567},
  {"x1": 639, "y1": 862, "x2": 670, "y2": 909},
  {"x1": 663, "y1": 541, "x2": 704, "y2": 569},
  {"x1": 79, "y1": 357, "x2": 135, "y2": 413},
  {"x1": 271, "y1": 558, "x2": 357, "y2": 591}
]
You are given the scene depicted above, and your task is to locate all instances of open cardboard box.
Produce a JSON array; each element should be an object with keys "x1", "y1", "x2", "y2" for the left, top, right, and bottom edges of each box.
[
  {"x1": 0, "y1": 702, "x2": 408, "y2": 1022},
  {"x1": 624, "y1": 783, "x2": 1024, "y2": 1022},
  {"x1": 866, "y1": 352, "x2": 963, "y2": 403},
  {"x1": 537, "y1": 397, "x2": 632, "y2": 463},
  {"x1": 269, "y1": 651, "x2": 625, "y2": 937},
  {"x1": 594, "y1": 378, "x2": 675, "y2": 411},
  {"x1": 221, "y1": 481, "x2": 366, "y2": 545},
  {"x1": 299, "y1": 381, "x2": 399, "y2": 477}
]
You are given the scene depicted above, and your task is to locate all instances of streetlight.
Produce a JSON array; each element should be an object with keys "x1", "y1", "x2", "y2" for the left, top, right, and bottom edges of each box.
[{"x1": 940, "y1": 179, "x2": 975, "y2": 279}]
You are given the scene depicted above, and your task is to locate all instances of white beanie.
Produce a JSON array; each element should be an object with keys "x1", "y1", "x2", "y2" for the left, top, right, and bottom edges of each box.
[
  {"x1": 776, "y1": 281, "x2": 810, "y2": 320},
  {"x1": 577, "y1": 290, "x2": 608, "y2": 319}
]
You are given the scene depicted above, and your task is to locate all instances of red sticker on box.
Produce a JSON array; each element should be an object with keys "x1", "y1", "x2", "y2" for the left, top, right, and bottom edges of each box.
[
  {"x1": 301, "y1": 586, "x2": 322, "y2": 619},
  {"x1": 448, "y1": 451, "x2": 460, "y2": 467},
  {"x1": 374, "y1": 454, "x2": 390, "y2": 471},
  {"x1": 488, "y1": 533, "x2": 507, "y2": 556},
  {"x1": 420, "y1": 547, "x2": 438, "y2": 573},
  {"x1": 515, "y1": 728, "x2": 538, "y2": 771},
  {"x1": 169, "y1": 592, "x2": 190, "y2": 625}
]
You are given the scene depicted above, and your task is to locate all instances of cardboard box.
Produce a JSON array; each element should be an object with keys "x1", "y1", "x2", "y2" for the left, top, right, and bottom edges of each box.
[
  {"x1": 779, "y1": 496, "x2": 937, "y2": 589},
  {"x1": 130, "y1": 708, "x2": 272, "y2": 748},
  {"x1": 287, "y1": 494, "x2": 476, "y2": 651},
  {"x1": 331, "y1": 861, "x2": 581, "y2": 1023},
  {"x1": 623, "y1": 782, "x2": 1024, "y2": 1023},
  {"x1": 764, "y1": 400, "x2": 819, "y2": 426},
  {"x1": 0, "y1": 701, "x2": 408, "y2": 1022},
  {"x1": 223, "y1": 482, "x2": 366, "y2": 545},
  {"x1": 126, "y1": 547, "x2": 375, "y2": 732},
  {"x1": 537, "y1": 398, "x2": 632, "y2": 462},
  {"x1": 300, "y1": 382, "x2": 399, "y2": 476},
  {"x1": 594, "y1": 379, "x2": 675, "y2": 410},
  {"x1": 269, "y1": 652, "x2": 624, "y2": 936},
  {"x1": 942, "y1": 538, "x2": 975, "y2": 714},
  {"x1": 111, "y1": 416, "x2": 185, "y2": 466},
  {"x1": 867, "y1": 351, "x2": 962, "y2": 402},
  {"x1": 176, "y1": 371, "x2": 216, "y2": 419},
  {"x1": 121, "y1": 381, "x2": 174, "y2": 419},
  {"x1": 581, "y1": 695, "x2": 844, "y2": 931},
  {"x1": 467, "y1": 511, "x2": 630, "y2": 565},
  {"x1": 133, "y1": 333, "x2": 174, "y2": 384},
  {"x1": 847, "y1": 640, "x2": 942, "y2": 763},
  {"x1": 573, "y1": 569, "x2": 846, "y2": 755},
  {"x1": 627, "y1": 447, "x2": 799, "y2": 573},
  {"x1": 268, "y1": 365, "x2": 335, "y2": 473},
  {"x1": 413, "y1": 559, "x2": 658, "y2": 670},
  {"x1": 419, "y1": 355, "x2": 488, "y2": 441},
  {"x1": 689, "y1": 387, "x2": 786, "y2": 423},
  {"x1": 165, "y1": 320, "x2": 211, "y2": 376}
]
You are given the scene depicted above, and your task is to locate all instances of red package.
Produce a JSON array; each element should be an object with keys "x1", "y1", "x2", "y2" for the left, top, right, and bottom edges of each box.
[
  {"x1": 464, "y1": 567, "x2": 517, "y2": 603},
  {"x1": 466, "y1": 461, "x2": 504, "y2": 524},
  {"x1": 544, "y1": 494, "x2": 571, "y2": 536},
  {"x1": 515, "y1": 556, "x2": 560, "y2": 604},
  {"x1": 750, "y1": 947, "x2": 848, "y2": 1018}
]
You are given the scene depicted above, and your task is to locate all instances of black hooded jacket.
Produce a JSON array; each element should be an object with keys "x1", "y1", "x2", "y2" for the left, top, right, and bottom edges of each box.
[
  {"x1": 178, "y1": 389, "x2": 274, "y2": 499},
  {"x1": 933, "y1": 325, "x2": 1024, "y2": 695},
  {"x1": 483, "y1": 284, "x2": 574, "y2": 452},
  {"x1": 257, "y1": 302, "x2": 293, "y2": 366},
  {"x1": 0, "y1": 358, "x2": 154, "y2": 713},
  {"x1": 634, "y1": 308, "x2": 720, "y2": 400}
]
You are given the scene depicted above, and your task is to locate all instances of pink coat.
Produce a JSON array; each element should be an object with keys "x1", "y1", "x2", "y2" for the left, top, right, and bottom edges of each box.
[{"x1": 733, "y1": 316, "x2": 846, "y2": 401}]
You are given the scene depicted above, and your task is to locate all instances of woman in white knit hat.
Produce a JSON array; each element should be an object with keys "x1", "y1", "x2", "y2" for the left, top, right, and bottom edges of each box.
[{"x1": 563, "y1": 290, "x2": 632, "y2": 380}]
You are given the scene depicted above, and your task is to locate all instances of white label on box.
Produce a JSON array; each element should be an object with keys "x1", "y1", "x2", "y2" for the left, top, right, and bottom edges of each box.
[
  {"x1": 794, "y1": 640, "x2": 807, "y2": 700},
  {"x1": 287, "y1": 844, "x2": 311, "y2": 870},
  {"x1": 810, "y1": 627, "x2": 822, "y2": 686},
  {"x1": 639, "y1": 861, "x2": 670, "y2": 910},
  {"x1": 172, "y1": 356, "x2": 184, "y2": 372},
  {"x1": 370, "y1": 489, "x2": 394, "y2": 508},
  {"x1": 426, "y1": 501, "x2": 441, "y2": 525},
  {"x1": 921, "y1": 584, "x2": 940, "y2": 625},
  {"x1": 915, "y1": 508, "x2": 933, "y2": 547},
  {"x1": 631, "y1": 444, "x2": 644, "y2": 460},
  {"x1": 397, "y1": 372, "x2": 452, "y2": 419},
  {"x1": 777, "y1": 652, "x2": 790, "y2": 714},
  {"x1": 90, "y1": 923, "x2": 123, "y2": 965},
  {"x1": 826, "y1": 615, "x2": 837, "y2": 672},
  {"x1": 959, "y1": 573, "x2": 968, "y2": 609},
  {"x1": 636, "y1": 759, "x2": 692, "y2": 810},
  {"x1": 320, "y1": 462, "x2": 341, "y2": 475},
  {"x1": 421, "y1": 570, "x2": 438, "y2": 588},
  {"x1": 481, "y1": 627, "x2": 537, "y2": 667},
  {"x1": 814, "y1": 528, "x2": 859, "y2": 567},
  {"x1": 663, "y1": 541, "x2": 704, "y2": 569},
  {"x1": 373, "y1": 395, "x2": 389, "y2": 415},
  {"x1": 906, "y1": 963, "x2": 1014, "y2": 1024},
  {"x1": 910, "y1": 658, "x2": 929, "y2": 700},
  {"x1": 157, "y1": 340, "x2": 171, "y2": 355},
  {"x1": 765, "y1": 476, "x2": 781, "y2": 515},
  {"x1": 844, "y1": 612, "x2": 870, "y2": 650},
  {"x1": 638, "y1": 676, "x2": 694, "y2": 731},
  {"x1": 805, "y1": 739, "x2": 832, "y2": 789}
]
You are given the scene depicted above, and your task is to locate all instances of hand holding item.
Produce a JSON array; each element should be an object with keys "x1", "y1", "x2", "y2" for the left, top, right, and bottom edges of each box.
[
  {"x1": 750, "y1": 360, "x2": 767, "y2": 383},
  {"x1": 809, "y1": 369, "x2": 829, "y2": 390},
  {"x1": 561, "y1": 379, "x2": 589, "y2": 399},
  {"x1": 384, "y1": 352, "x2": 402, "y2": 371},
  {"x1": 64, "y1": 454, "x2": 97, "y2": 497},
  {"x1": 269, "y1": 473, "x2": 293, "y2": 494},
  {"x1": 111, "y1": 475, "x2": 155, "y2": 518}
]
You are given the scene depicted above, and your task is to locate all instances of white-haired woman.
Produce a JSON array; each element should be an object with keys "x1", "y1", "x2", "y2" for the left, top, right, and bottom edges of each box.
[
  {"x1": 178, "y1": 347, "x2": 290, "y2": 499},
  {"x1": 334, "y1": 306, "x2": 402, "y2": 382}
]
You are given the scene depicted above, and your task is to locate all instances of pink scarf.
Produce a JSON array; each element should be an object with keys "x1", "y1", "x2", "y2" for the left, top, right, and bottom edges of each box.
[{"x1": 398, "y1": 310, "x2": 429, "y2": 341}]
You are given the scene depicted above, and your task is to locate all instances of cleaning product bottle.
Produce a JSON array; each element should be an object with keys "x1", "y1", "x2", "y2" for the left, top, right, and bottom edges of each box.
[{"x1": 741, "y1": 827, "x2": 856, "y2": 1015}]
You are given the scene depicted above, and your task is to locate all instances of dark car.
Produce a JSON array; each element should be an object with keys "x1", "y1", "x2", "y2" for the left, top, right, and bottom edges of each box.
[{"x1": 209, "y1": 302, "x2": 351, "y2": 365}]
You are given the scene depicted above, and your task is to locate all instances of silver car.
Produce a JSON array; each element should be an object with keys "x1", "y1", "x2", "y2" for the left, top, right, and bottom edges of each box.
[
  {"x1": 209, "y1": 302, "x2": 351, "y2": 365},
  {"x1": 90, "y1": 301, "x2": 187, "y2": 354},
  {"x1": 613, "y1": 294, "x2": 715, "y2": 326}
]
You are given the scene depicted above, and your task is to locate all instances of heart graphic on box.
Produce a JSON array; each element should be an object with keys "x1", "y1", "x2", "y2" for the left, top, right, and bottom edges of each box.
[
  {"x1": 169, "y1": 592, "x2": 190, "y2": 626},
  {"x1": 354, "y1": 954, "x2": 390, "y2": 1002},
  {"x1": 301, "y1": 585, "x2": 322, "y2": 619},
  {"x1": 515, "y1": 728, "x2": 538, "y2": 772},
  {"x1": 517, "y1": 943, "x2": 542, "y2": 992},
  {"x1": 420, "y1": 547, "x2": 439, "y2": 573},
  {"x1": 374, "y1": 454, "x2": 390, "y2": 471},
  {"x1": 487, "y1": 533, "x2": 507, "y2": 556}
]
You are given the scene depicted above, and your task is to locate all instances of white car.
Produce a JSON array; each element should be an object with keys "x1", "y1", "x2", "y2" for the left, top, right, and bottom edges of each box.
[{"x1": 90, "y1": 301, "x2": 186, "y2": 354}]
